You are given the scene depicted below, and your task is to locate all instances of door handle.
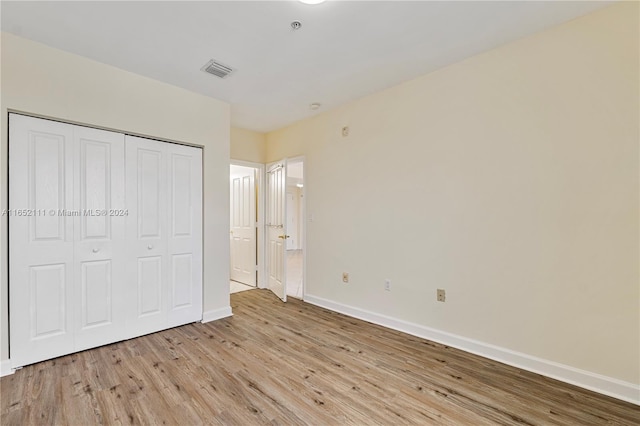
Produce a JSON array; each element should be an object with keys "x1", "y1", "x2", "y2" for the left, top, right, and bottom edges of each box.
[
  {"x1": 92, "y1": 248, "x2": 100, "y2": 253},
  {"x1": 147, "y1": 245, "x2": 153, "y2": 250},
  {"x1": 278, "y1": 235, "x2": 290, "y2": 239}
]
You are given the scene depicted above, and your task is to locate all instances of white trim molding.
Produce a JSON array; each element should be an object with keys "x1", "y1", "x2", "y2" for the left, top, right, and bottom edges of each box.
[
  {"x1": 1, "y1": 359, "x2": 14, "y2": 377},
  {"x1": 201, "y1": 306, "x2": 233, "y2": 324},
  {"x1": 304, "y1": 294, "x2": 640, "y2": 405}
]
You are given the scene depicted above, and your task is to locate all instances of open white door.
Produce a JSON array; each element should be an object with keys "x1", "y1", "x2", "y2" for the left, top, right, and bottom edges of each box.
[
  {"x1": 266, "y1": 161, "x2": 287, "y2": 301},
  {"x1": 230, "y1": 165, "x2": 256, "y2": 286}
]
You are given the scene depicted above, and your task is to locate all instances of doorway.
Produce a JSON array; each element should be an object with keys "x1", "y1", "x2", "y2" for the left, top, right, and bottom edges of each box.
[
  {"x1": 233, "y1": 157, "x2": 304, "y2": 301},
  {"x1": 286, "y1": 159, "x2": 304, "y2": 299},
  {"x1": 229, "y1": 161, "x2": 263, "y2": 294}
]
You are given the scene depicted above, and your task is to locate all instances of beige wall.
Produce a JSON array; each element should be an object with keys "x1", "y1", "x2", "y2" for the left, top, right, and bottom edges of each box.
[
  {"x1": 0, "y1": 33, "x2": 231, "y2": 362},
  {"x1": 231, "y1": 127, "x2": 266, "y2": 164},
  {"x1": 267, "y1": 3, "x2": 639, "y2": 386}
]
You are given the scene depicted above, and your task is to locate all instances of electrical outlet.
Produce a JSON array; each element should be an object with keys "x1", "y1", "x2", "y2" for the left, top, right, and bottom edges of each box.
[
  {"x1": 342, "y1": 272, "x2": 349, "y2": 283},
  {"x1": 384, "y1": 279, "x2": 391, "y2": 291},
  {"x1": 437, "y1": 289, "x2": 446, "y2": 302}
]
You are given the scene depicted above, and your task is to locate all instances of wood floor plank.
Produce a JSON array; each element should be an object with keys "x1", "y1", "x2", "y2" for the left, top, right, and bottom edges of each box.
[{"x1": 1, "y1": 289, "x2": 638, "y2": 425}]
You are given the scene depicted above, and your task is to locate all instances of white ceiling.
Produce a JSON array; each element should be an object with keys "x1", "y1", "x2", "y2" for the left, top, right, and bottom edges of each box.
[{"x1": 1, "y1": 1, "x2": 611, "y2": 133}]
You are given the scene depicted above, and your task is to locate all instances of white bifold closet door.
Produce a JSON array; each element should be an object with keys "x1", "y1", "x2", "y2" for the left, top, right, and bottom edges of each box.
[
  {"x1": 125, "y1": 135, "x2": 203, "y2": 337},
  {"x1": 73, "y1": 125, "x2": 128, "y2": 353},
  {"x1": 9, "y1": 114, "x2": 202, "y2": 369}
]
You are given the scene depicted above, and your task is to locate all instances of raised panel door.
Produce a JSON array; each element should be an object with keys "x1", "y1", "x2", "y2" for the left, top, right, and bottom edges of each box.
[
  {"x1": 9, "y1": 114, "x2": 75, "y2": 368},
  {"x1": 266, "y1": 161, "x2": 287, "y2": 301},
  {"x1": 125, "y1": 135, "x2": 168, "y2": 337},
  {"x1": 230, "y1": 166, "x2": 256, "y2": 286},
  {"x1": 167, "y1": 144, "x2": 202, "y2": 326},
  {"x1": 73, "y1": 126, "x2": 126, "y2": 351}
]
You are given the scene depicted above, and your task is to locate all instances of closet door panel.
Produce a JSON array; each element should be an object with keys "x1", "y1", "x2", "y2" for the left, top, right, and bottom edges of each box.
[
  {"x1": 138, "y1": 256, "x2": 163, "y2": 316},
  {"x1": 138, "y1": 149, "x2": 162, "y2": 238},
  {"x1": 125, "y1": 135, "x2": 168, "y2": 337},
  {"x1": 73, "y1": 126, "x2": 126, "y2": 351},
  {"x1": 9, "y1": 114, "x2": 75, "y2": 368},
  {"x1": 30, "y1": 264, "x2": 67, "y2": 337},
  {"x1": 171, "y1": 254, "x2": 193, "y2": 308},
  {"x1": 82, "y1": 142, "x2": 109, "y2": 238},
  {"x1": 167, "y1": 145, "x2": 202, "y2": 326},
  {"x1": 80, "y1": 260, "x2": 112, "y2": 327}
]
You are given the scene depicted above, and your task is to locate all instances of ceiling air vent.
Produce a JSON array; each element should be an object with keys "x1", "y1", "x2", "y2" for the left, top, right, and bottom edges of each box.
[{"x1": 201, "y1": 59, "x2": 235, "y2": 79}]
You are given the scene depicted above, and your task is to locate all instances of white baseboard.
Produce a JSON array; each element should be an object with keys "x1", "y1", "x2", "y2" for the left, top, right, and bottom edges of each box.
[
  {"x1": 201, "y1": 306, "x2": 233, "y2": 323},
  {"x1": 1, "y1": 359, "x2": 14, "y2": 377},
  {"x1": 304, "y1": 294, "x2": 640, "y2": 405}
]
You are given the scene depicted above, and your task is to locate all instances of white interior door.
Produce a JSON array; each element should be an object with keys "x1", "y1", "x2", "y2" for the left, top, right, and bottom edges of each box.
[
  {"x1": 9, "y1": 116, "x2": 127, "y2": 366},
  {"x1": 125, "y1": 136, "x2": 169, "y2": 337},
  {"x1": 72, "y1": 126, "x2": 127, "y2": 352},
  {"x1": 230, "y1": 165, "x2": 256, "y2": 286},
  {"x1": 125, "y1": 136, "x2": 203, "y2": 336},
  {"x1": 166, "y1": 143, "x2": 203, "y2": 327},
  {"x1": 9, "y1": 114, "x2": 75, "y2": 366},
  {"x1": 266, "y1": 161, "x2": 287, "y2": 301}
]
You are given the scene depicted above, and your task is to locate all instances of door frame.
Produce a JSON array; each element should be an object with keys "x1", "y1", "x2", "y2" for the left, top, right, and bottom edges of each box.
[{"x1": 230, "y1": 159, "x2": 265, "y2": 289}]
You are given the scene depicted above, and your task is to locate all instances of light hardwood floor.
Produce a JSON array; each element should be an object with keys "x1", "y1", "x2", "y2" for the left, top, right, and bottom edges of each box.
[{"x1": 1, "y1": 289, "x2": 638, "y2": 425}]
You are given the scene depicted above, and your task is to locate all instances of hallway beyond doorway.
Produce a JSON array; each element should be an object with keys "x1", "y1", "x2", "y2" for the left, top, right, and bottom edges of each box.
[
  {"x1": 230, "y1": 280, "x2": 255, "y2": 294},
  {"x1": 286, "y1": 250, "x2": 303, "y2": 299}
]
